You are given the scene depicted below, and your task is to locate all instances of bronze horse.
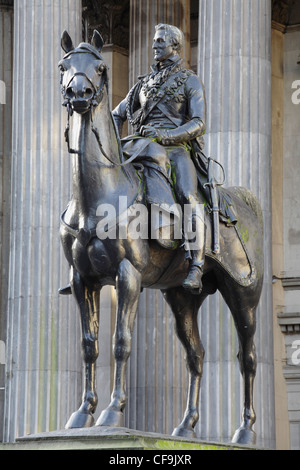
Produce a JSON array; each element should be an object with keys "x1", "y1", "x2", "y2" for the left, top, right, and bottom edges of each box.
[{"x1": 58, "y1": 31, "x2": 264, "y2": 445}]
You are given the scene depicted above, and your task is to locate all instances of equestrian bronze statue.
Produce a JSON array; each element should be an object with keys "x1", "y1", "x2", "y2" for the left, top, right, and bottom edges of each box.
[{"x1": 58, "y1": 26, "x2": 264, "y2": 446}]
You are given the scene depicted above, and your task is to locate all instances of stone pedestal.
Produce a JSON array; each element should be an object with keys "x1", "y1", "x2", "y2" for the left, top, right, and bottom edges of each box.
[{"x1": 0, "y1": 427, "x2": 259, "y2": 451}]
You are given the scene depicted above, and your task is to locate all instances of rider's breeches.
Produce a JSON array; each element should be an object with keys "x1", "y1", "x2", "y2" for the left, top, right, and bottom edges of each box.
[
  {"x1": 169, "y1": 147, "x2": 199, "y2": 207},
  {"x1": 169, "y1": 147, "x2": 206, "y2": 266}
]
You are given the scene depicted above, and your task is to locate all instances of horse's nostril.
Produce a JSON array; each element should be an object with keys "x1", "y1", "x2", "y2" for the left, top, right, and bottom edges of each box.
[
  {"x1": 66, "y1": 87, "x2": 75, "y2": 99},
  {"x1": 85, "y1": 88, "x2": 93, "y2": 97},
  {"x1": 67, "y1": 87, "x2": 92, "y2": 100}
]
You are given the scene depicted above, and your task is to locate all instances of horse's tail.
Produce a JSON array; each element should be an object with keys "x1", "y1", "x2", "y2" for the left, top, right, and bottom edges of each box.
[{"x1": 231, "y1": 186, "x2": 264, "y2": 233}]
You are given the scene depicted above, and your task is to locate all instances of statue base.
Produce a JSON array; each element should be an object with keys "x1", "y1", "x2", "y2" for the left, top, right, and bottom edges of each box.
[{"x1": 1, "y1": 427, "x2": 259, "y2": 451}]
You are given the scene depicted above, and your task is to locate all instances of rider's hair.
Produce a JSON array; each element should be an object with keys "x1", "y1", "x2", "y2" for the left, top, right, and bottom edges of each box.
[{"x1": 155, "y1": 24, "x2": 184, "y2": 54}]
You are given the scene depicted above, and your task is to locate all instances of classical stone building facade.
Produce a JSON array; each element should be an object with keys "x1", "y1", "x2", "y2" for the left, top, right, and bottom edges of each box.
[{"x1": 0, "y1": 0, "x2": 299, "y2": 450}]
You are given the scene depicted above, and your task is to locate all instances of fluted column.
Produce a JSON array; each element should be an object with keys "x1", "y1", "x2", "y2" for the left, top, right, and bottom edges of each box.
[
  {"x1": 129, "y1": 0, "x2": 191, "y2": 86},
  {"x1": 125, "y1": 0, "x2": 190, "y2": 435},
  {"x1": 198, "y1": 0, "x2": 274, "y2": 448},
  {"x1": 4, "y1": 0, "x2": 82, "y2": 442},
  {"x1": 0, "y1": 0, "x2": 13, "y2": 443}
]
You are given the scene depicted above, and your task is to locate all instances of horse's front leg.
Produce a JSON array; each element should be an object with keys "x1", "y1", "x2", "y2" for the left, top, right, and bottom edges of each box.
[
  {"x1": 65, "y1": 267, "x2": 100, "y2": 429},
  {"x1": 96, "y1": 258, "x2": 141, "y2": 427}
]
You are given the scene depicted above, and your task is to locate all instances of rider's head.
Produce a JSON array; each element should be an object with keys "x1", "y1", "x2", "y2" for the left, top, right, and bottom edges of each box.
[{"x1": 153, "y1": 24, "x2": 184, "y2": 61}]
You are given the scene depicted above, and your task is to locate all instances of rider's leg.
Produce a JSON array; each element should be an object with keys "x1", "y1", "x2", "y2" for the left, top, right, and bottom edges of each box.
[
  {"x1": 182, "y1": 215, "x2": 206, "y2": 292},
  {"x1": 169, "y1": 147, "x2": 206, "y2": 293}
]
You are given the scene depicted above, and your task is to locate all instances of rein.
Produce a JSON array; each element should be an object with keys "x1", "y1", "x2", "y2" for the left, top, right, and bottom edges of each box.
[
  {"x1": 61, "y1": 55, "x2": 142, "y2": 168},
  {"x1": 62, "y1": 69, "x2": 113, "y2": 163},
  {"x1": 62, "y1": 63, "x2": 151, "y2": 169}
]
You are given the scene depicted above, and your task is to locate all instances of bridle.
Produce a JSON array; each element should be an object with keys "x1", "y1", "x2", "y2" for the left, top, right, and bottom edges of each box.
[
  {"x1": 63, "y1": 71, "x2": 106, "y2": 111},
  {"x1": 60, "y1": 49, "x2": 152, "y2": 170},
  {"x1": 63, "y1": 78, "x2": 112, "y2": 164},
  {"x1": 60, "y1": 52, "x2": 113, "y2": 164}
]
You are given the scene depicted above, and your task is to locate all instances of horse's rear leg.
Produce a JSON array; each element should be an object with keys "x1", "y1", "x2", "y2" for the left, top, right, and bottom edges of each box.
[
  {"x1": 162, "y1": 287, "x2": 205, "y2": 439},
  {"x1": 220, "y1": 282, "x2": 258, "y2": 445},
  {"x1": 96, "y1": 258, "x2": 141, "y2": 427},
  {"x1": 66, "y1": 267, "x2": 100, "y2": 429},
  {"x1": 232, "y1": 307, "x2": 257, "y2": 445}
]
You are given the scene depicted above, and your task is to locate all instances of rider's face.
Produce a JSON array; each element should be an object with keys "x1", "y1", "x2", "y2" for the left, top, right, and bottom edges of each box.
[{"x1": 152, "y1": 30, "x2": 176, "y2": 63}]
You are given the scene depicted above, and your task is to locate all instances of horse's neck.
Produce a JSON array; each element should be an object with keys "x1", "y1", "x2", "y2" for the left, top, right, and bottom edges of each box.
[{"x1": 70, "y1": 94, "x2": 137, "y2": 221}]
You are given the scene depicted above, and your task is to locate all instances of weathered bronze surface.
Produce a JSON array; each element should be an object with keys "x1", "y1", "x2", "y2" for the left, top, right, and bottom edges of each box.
[{"x1": 58, "y1": 27, "x2": 264, "y2": 446}]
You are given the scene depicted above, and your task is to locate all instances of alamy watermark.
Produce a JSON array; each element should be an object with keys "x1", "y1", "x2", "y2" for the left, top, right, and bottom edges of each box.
[
  {"x1": 291, "y1": 340, "x2": 300, "y2": 366},
  {"x1": 291, "y1": 80, "x2": 300, "y2": 105},
  {"x1": 0, "y1": 80, "x2": 5, "y2": 105},
  {"x1": 0, "y1": 340, "x2": 5, "y2": 365},
  {"x1": 95, "y1": 196, "x2": 204, "y2": 250}
]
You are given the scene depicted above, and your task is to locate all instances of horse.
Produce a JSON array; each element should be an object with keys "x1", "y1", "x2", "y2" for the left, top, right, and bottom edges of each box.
[{"x1": 58, "y1": 30, "x2": 264, "y2": 446}]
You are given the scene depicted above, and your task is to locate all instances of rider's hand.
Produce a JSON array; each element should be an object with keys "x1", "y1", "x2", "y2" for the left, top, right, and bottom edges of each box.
[
  {"x1": 140, "y1": 125, "x2": 159, "y2": 139},
  {"x1": 140, "y1": 125, "x2": 174, "y2": 146}
]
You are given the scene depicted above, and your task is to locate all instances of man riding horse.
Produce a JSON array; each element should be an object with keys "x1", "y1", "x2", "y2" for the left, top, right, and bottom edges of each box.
[
  {"x1": 113, "y1": 24, "x2": 208, "y2": 293},
  {"x1": 58, "y1": 28, "x2": 263, "y2": 443}
]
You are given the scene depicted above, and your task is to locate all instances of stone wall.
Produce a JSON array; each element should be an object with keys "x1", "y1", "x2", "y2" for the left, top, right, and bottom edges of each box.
[{"x1": 280, "y1": 26, "x2": 300, "y2": 451}]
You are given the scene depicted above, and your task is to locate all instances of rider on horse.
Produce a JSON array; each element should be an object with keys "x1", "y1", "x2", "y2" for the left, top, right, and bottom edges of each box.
[{"x1": 113, "y1": 24, "x2": 208, "y2": 293}]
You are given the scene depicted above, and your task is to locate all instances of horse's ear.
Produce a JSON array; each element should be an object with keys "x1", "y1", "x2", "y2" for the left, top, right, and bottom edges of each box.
[
  {"x1": 91, "y1": 30, "x2": 104, "y2": 52},
  {"x1": 61, "y1": 30, "x2": 75, "y2": 53}
]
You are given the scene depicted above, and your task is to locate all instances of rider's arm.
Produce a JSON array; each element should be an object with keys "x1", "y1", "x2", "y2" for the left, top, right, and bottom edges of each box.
[
  {"x1": 112, "y1": 99, "x2": 127, "y2": 137},
  {"x1": 156, "y1": 75, "x2": 206, "y2": 146},
  {"x1": 112, "y1": 80, "x2": 143, "y2": 137},
  {"x1": 156, "y1": 118, "x2": 205, "y2": 146}
]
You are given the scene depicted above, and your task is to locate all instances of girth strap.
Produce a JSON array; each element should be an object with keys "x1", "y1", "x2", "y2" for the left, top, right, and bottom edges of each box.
[{"x1": 60, "y1": 209, "x2": 97, "y2": 247}]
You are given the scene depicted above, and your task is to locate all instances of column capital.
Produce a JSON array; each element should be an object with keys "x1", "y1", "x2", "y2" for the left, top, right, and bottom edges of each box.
[
  {"x1": 83, "y1": 0, "x2": 129, "y2": 49},
  {"x1": 0, "y1": 0, "x2": 13, "y2": 8},
  {"x1": 272, "y1": 0, "x2": 293, "y2": 26}
]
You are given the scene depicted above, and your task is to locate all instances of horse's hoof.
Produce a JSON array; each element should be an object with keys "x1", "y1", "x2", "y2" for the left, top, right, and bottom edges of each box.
[
  {"x1": 95, "y1": 408, "x2": 124, "y2": 427},
  {"x1": 172, "y1": 426, "x2": 197, "y2": 440},
  {"x1": 231, "y1": 427, "x2": 256, "y2": 446},
  {"x1": 65, "y1": 410, "x2": 94, "y2": 429}
]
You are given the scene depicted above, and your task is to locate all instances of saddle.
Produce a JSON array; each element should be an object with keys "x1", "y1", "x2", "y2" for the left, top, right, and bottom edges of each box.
[
  {"x1": 134, "y1": 153, "x2": 256, "y2": 288},
  {"x1": 133, "y1": 146, "x2": 238, "y2": 252}
]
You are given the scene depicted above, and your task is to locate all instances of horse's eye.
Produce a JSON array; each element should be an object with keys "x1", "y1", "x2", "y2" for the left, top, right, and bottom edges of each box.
[
  {"x1": 97, "y1": 63, "x2": 105, "y2": 74},
  {"x1": 58, "y1": 61, "x2": 66, "y2": 73}
]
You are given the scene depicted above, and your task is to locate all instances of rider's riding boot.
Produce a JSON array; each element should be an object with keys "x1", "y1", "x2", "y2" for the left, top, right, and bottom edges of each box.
[
  {"x1": 182, "y1": 214, "x2": 206, "y2": 294},
  {"x1": 183, "y1": 263, "x2": 204, "y2": 292}
]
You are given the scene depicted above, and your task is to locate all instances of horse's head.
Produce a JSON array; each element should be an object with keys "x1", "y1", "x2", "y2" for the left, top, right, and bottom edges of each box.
[{"x1": 59, "y1": 30, "x2": 108, "y2": 115}]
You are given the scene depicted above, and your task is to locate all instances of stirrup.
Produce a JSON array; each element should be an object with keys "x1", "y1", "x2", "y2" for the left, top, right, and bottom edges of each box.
[{"x1": 59, "y1": 285, "x2": 72, "y2": 296}]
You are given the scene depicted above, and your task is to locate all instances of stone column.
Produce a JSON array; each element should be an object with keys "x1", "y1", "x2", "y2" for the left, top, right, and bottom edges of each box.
[
  {"x1": 3, "y1": 0, "x2": 82, "y2": 442},
  {"x1": 0, "y1": 0, "x2": 13, "y2": 443},
  {"x1": 125, "y1": 0, "x2": 191, "y2": 436},
  {"x1": 198, "y1": 0, "x2": 275, "y2": 448}
]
